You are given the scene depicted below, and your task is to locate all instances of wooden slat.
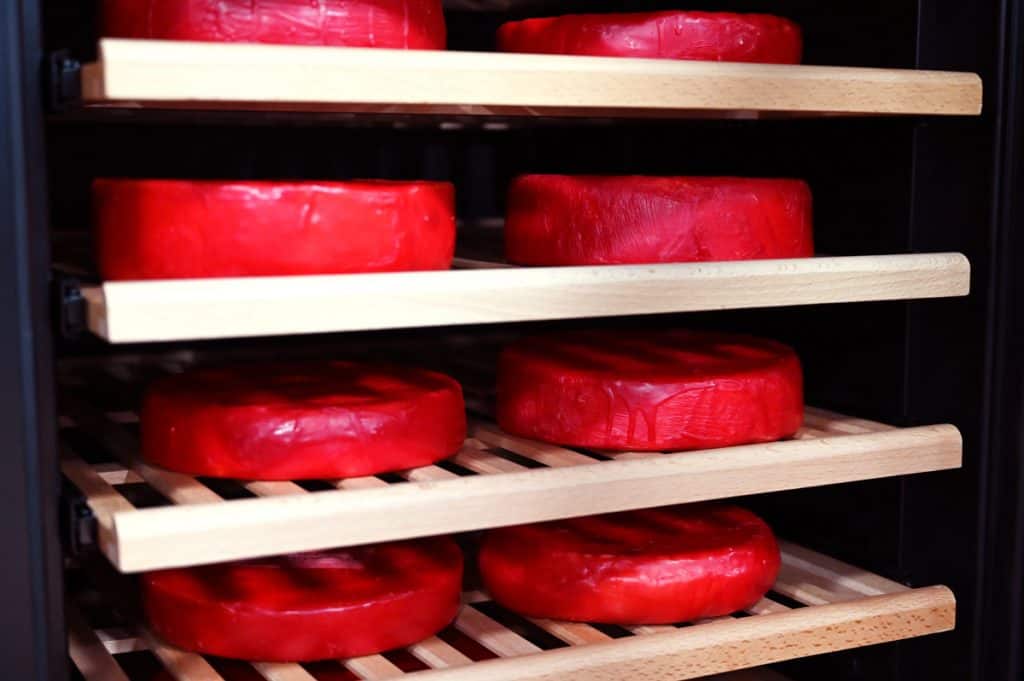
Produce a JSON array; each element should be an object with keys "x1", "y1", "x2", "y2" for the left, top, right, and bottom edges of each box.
[
  {"x1": 251, "y1": 662, "x2": 319, "y2": 681},
  {"x1": 95, "y1": 626, "x2": 147, "y2": 655},
  {"x1": 67, "y1": 607, "x2": 133, "y2": 681},
  {"x1": 96, "y1": 423, "x2": 960, "y2": 572},
  {"x1": 244, "y1": 481, "x2": 309, "y2": 497},
  {"x1": 94, "y1": 461, "x2": 144, "y2": 485},
  {"x1": 70, "y1": 556, "x2": 948, "y2": 681},
  {"x1": 402, "y1": 587, "x2": 954, "y2": 680},
  {"x1": 778, "y1": 541, "x2": 909, "y2": 598},
  {"x1": 60, "y1": 448, "x2": 137, "y2": 564},
  {"x1": 335, "y1": 476, "x2": 390, "y2": 490},
  {"x1": 529, "y1": 620, "x2": 611, "y2": 646},
  {"x1": 627, "y1": 625, "x2": 676, "y2": 636},
  {"x1": 83, "y1": 254, "x2": 971, "y2": 343},
  {"x1": 143, "y1": 630, "x2": 227, "y2": 681},
  {"x1": 343, "y1": 655, "x2": 406, "y2": 680},
  {"x1": 66, "y1": 399, "x2": 224, "y2": 506},
  {"x1": 409, "y1": 636, "x2": 474, "y2": 670},
  {"x1": 452, "y1": 446, "x2": 527, "y2": 474},
  {"x1": 471, "y1": 424, "x2": 597, "y2": 467},
  {"x1": 802, "y1": 407, "x2": 895, "y2": 434},
  {"x1": 455, "y1": 606, "x2": 543, "y2": 657},
  {"x1": 747, "y1": 599, "x2": 792, "y2": 616},
  {"x1": 82, "y1": 39, "x2": 982, "y2": 118}
]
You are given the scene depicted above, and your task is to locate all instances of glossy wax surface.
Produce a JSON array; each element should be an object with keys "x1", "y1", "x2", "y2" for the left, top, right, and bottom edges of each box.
[
  {"x1": 479, "y1": 504, "x2": 780, "y2": 624},
  {"x1": 497, "y1": 330, "x2": 803, "y2": 451},
  {"x1": 506, "y1": 175, "x2": 814, "y2": 266},
  {"x1": 94, "y1": 179, "x2": 456, "y2": 280},
  {"x1": 142, "y1": 361, "x2": 466, "y2": 480},
  {"x1": 498, "y1": 11, "x2": 801, "y2": 63},
  {"x1": 102, "y1": 0, "x2": 446, "y2": 49},
  {"x1": 144, "y1": 538, "x2": 464, "y2": 661}
]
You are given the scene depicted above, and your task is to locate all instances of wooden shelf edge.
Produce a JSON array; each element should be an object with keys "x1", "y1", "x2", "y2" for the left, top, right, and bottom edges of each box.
[
  {"x1": 80, "y1": 39, "x2": 982, "y2": 118},
  {"x1": 84, "y1": 253, "x2": 972, "y2": 343},
  {"x1": 72, "y1": 423, "x2": 961, "y2": 572},
  {"x1": 417, "y1": 587, "x2": 955, "y2": 681},
  {"x1": 67, "y1": 579, "x2": 953, "y2": 681}
]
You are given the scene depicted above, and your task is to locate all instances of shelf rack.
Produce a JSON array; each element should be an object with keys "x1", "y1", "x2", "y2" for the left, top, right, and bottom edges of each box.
[
  {"x1": 81, "y1": 39, "x2": 982, "y2": 118},
  {"x1": 60, "y1": 356, "x2": 961, "y2": 572},
  {"x1": 67, "y1": 541, "x2": 954, "y2": 681},
  {"x1": 82, "y1": 253, "x2": 970, "y2": 343}
]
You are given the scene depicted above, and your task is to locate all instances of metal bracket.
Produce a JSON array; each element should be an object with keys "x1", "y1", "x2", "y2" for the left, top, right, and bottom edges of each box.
[
  {"x1": 60, "y1": 481, "x2": 96, "y2": 559},
  {"x1": 53, "y1": 274, "x2": 86, "y2": 340},
  {"x1": 46, "y1": 50, "x2": 81, "y2": 113}
]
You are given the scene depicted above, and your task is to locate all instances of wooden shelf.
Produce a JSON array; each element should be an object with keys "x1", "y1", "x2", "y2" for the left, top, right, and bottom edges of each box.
[
  {"x1": 61, "y1": 384, "x2": 961, "y2": 572},
  {"x1": 81, "y1": 39, "x2": 982, "y2": 118},
  {"x1": 67, "y1": 542, "x2": 954, "y2": 681},
  {"x1": 83, "y1": 253, "x2": 971, "y2": 343}
]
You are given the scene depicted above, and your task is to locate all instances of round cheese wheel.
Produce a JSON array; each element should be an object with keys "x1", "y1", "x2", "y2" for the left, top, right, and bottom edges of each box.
[
  {"x1": 498, "y1": 11, "x2": 801, "y2": 63},
  {"x1": 142, "y1": 362, "x2": 466, "y2": 480},
  {"x1": 143, "y1": 538, "x2": 463, "y2": 661},
  {"x1": 479, "y1": 504, "x2": 780, "y2": 624},
  {"x1": 93, "y1": 179, "x2": 456, "y2": 280},
  {"x1": 497, "y1": 330, "x2": 803, "y2": 451},
  {"x1": 505, "y1": 175, "x2": 814, "y2": 266},
  {"x1": 101, "y1": 0, "x2": 446, "y2": 49}
]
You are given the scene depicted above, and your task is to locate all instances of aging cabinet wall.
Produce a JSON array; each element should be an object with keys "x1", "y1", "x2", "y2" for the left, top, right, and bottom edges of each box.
[{"x1": 0, "y1": 1, "x2": 1021, "y2": 681}]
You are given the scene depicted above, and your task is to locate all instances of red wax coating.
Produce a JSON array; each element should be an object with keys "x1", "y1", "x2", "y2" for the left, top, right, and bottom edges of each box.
[
  {"x1": 498, "y1": 11, "x2": 801, "y2": 63},
  {"x1": 142, "y1": 362, "x2": 466, "y2": 480},
  {"x1": 143, "y1": 538, "x2": 464, "y2": 662},
  {"x1": 478, "y1": 504, "x2": 780, "y2": 624},
  {"x1": 93, "y1": 179, "x2": 456, "y2": 280},
  {"x1": 497, "y1": 330, "x2": 803, "y2": 451},
  {"x1": 101, "y1": 0, "x2": 446, "y2": 49},
  {"x1": 505, "y1": 175, "x2": 814, "y2": 266}
]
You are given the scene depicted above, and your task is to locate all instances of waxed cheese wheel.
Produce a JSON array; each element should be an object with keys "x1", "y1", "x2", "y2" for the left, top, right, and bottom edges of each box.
[
  {"x1": 102, "y1": 0, "x2": 446, "y2": 49},
  {"x1": 93, "y1": 179, "x2": 456, "y2": 280},
  {"x1": 498, "y1": 11, "x2": 801, "y2": 63},
  {"x1": 497, "y1": 330, "x2": 803, "y2": 451},
  {"x1": 142, "y1": 362, "x2": 466, "y2": 480},
  {"x1": 505, "y1": 175, "x2": 814, "y2": 266},
  {"x1": 479, "y1": 504, "x2": 780, "y2": 624},
  {"x1": 143, "y1": 538, "x2": 463, "y2": 661}
]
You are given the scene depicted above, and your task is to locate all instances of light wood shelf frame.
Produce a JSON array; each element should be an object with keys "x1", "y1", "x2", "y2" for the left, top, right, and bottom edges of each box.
[
  {"x1": 61, "y1": 389, "x2": 961, "y2": 573},
  {"x1": 82, "y1": 253, "x2": 971, "y2": 343},
  {"x1": 81, "y1": 39, "x2": 982, "y2": 118},
  {"x1": 67, "y1": 541, "x2": 953, "y2": 681}
]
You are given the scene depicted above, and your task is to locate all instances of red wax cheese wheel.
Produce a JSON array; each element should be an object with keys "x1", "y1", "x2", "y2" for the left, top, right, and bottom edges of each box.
[
  {"x1": 479, "y1": 505, "x2": 780, "y2": 624},
  {"x1": 102, "y1": 0, "x2": 446, "y2": 49},
  {"x1": 143, "y1": 538, "x2": 463, "y2": 661},
  {"x1": 505, "y1": 175, "x2": 814, "y2": 266},
  {"x1": 94, "y1": 179, "x2": 456, "y2": 280},
  {"x1": 498, "y1": 11, "x2": 801, "y2": 63},
  {"x1": 497, "y1": 330, "x2": 803, "y2": 451},
  {"x1": 142, "y1": 362, "x2": 466, "y2": 480}
]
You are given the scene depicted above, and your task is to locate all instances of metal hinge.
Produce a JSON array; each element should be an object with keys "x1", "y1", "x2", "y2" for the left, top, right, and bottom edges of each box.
[{"x1": 46, "y1": 50, "x2": 82, "y2": 113}]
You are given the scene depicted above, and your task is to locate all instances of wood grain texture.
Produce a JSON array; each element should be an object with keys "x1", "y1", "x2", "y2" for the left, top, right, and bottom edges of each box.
[
  {"x1": 72, "y1": 544, "x2": 950, "y2": 681},
  {"x1": 400, "y1": 587, "x2": 954, "y2": 680},
  {"x1": 62, "y1": 415, "x2": 960, "y2": 572},
  {"x1": 78, "y1": 587, "x2": 953, "y2": 681},
  {"x1": 82, "y1": 39, "x2": 982, "y2": 118},
  {"x1": 83, "y1": 253, "x2": 970, "y2": 343},
  {"x1": 67, "y1": 607, "x2": 133, "y2": 681}
]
